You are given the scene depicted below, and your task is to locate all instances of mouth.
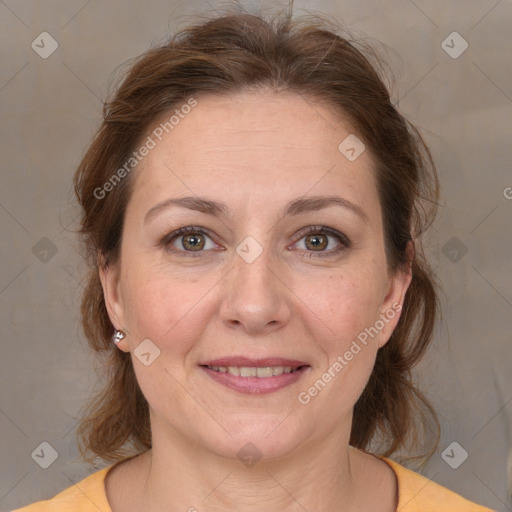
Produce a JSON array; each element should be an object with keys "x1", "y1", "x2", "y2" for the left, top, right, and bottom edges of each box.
[
  {"x1": 202, "y1": 364, "x2": 306, "y2": 377},
  {"x1": 199, "y1": 358, "x2": 310, "y2": 394}
]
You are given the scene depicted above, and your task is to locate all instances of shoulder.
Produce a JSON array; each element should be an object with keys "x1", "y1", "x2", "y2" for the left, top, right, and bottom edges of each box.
[
  {"x1": 381, "y1": 457, "x2": 496, "y2": 512},
  {"x1": 11, "y1": 466, "x2": 113, "y2": 512}
]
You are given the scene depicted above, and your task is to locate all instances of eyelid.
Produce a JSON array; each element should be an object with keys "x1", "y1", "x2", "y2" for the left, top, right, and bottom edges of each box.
[
  {"x1": 293, "y1": 225, "x2": 351, "y2": 248},
  {"x1": 161, "y1": 225, "x2": 215, "y2": 245}
]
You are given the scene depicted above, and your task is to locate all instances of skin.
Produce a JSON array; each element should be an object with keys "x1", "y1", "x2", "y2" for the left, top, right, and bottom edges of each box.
[{"x1": 99, "y1": 89, "x2": 412, "y2": 512}]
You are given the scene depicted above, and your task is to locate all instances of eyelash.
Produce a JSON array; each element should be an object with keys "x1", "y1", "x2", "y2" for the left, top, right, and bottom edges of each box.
[{"x1": 160, "y1": 225, "x2": 351, "y2": 259}]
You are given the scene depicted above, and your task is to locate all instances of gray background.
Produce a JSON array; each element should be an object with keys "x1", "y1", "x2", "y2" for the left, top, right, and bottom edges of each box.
[{"x1": 0, "y1": 0, "x2": 511, "y2": 511}]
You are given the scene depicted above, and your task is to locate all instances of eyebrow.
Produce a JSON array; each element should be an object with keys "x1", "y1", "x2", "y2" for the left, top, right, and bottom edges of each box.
[{"x1": 143, "y1": 194, "x2": 368, "y2": 225}]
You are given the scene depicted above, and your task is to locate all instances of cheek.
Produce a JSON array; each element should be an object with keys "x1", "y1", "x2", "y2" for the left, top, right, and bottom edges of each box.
[
  {"x1": 304, "y1": 283, "x2": 381, "y2": 413},
  {"x1": 307, "y1": 268, "x2": 384, "y2": 344},
  {"x1": 301, "y1": 268, "x2": 384, "y2": 396},
  {"x1": 119, "y1": 264, "x2": 210, "y2": 414},
  {"x1": 119, "y1": 257, "x2": 223, "y2": 363}
]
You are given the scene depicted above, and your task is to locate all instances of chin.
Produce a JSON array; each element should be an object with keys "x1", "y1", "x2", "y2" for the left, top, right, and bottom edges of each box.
[{"x1": 196, "y1": 414, "x2": 310, "y2": 463}]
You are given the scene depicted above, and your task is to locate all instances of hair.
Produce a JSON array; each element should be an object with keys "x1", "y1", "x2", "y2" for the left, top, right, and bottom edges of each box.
[{"x1": 74, "y1": 5, "x2": 441, "y2": 467}]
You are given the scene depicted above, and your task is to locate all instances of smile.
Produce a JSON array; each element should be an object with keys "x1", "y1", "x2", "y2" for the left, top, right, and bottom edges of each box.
[
  {"x1": 200, "y1": 364, "x2": 310, "y2": 394},
  {"x1": 205, "y1": 365, "x2": 303, "y2": 377}
]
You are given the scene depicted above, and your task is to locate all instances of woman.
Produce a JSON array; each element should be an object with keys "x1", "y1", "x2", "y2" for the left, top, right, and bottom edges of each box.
[{"x1": 14, "y1": 8, "x2": 496, "y2": 512}]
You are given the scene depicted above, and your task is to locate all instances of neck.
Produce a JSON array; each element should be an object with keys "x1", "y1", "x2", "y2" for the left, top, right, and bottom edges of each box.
[{"x1": 136, "y1": 421, "x2": 362, "y2": 512}]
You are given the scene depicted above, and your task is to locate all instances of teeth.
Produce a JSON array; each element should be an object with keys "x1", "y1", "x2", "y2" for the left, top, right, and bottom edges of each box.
[
  {"x1": 240, "y1": 367, "x2": 257, "y2": 377},
  {"x1": 207, "y1": 365, "x2": 300, "y2": 377}
]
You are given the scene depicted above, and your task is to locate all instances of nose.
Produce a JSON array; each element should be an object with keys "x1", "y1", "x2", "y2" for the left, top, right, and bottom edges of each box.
[{"x1": 219, "y1": 243, "x2": 291, "y2": 336}]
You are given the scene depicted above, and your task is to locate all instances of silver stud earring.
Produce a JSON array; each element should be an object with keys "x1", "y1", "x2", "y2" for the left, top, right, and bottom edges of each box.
[{"x1": 112, "y1": 329, "x2": 126, "y2": 344}]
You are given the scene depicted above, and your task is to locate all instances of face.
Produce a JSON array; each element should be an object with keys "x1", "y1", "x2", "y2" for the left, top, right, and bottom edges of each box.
[{"x1": 100, "y1": 89, "x2": 411, "y2": 462}]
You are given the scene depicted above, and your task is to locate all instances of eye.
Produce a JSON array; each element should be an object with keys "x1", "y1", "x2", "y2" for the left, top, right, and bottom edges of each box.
[
  {"x1": 292, "y1": 225, "x2": 351, "y2": 257},
  {"x1": 160, "y1": 225, "x2": 351, "y2": 259},
  {"x1": 162, "y1": 226, "x2": 219, "y2": 256}
]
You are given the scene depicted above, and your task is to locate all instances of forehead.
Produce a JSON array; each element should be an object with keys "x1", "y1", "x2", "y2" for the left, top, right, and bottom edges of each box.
[{"x1": 129, "y1": 89, "x2": 378, "y2": 214}]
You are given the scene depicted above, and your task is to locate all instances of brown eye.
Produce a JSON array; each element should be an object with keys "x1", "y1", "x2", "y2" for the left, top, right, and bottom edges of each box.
[
  {"x1": 162, "y1": 226, "x2": 218, "y2": 256},
  {"x1": 304, "y1": 233, "x2": 328, "y2": 251},
  {"x1": 293, "y1": 226, "x2": 351, "y2": 258},
  {"x1": 180, "y1": 232, "x2": 206, "y2": 251}
]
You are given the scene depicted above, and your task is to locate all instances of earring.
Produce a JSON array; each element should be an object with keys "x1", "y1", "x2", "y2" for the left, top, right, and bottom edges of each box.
[{"x1": 112, "y1": 329, "x2": 126, "y2": 344}]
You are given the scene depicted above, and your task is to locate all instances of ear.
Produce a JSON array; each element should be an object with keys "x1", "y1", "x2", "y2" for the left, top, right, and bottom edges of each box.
[
  {"x1": 98, "y1": 251, "x2": 130, "y2": 352},
  {"x1": 377, "y1": 241, "x2": 414, "y2": 348}
]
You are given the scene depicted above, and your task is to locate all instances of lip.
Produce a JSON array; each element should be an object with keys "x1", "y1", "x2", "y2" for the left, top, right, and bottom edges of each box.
[
  {"x1": 200, "y1": 365, "x2": 310, "y2": 394},
  {"x1": 199, "y1": 357, "x2": 308, "y2": 367}
]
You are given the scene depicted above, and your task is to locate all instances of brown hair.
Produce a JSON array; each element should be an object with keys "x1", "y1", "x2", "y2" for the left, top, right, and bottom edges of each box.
[{"x1": 74, "y1": 6, "x2": 440, "y2": 466}]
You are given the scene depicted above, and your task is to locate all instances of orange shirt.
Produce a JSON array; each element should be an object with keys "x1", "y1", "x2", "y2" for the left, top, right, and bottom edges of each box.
[{"x1": 12, "y1": 456, "x2": 496, "y2": 511}]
